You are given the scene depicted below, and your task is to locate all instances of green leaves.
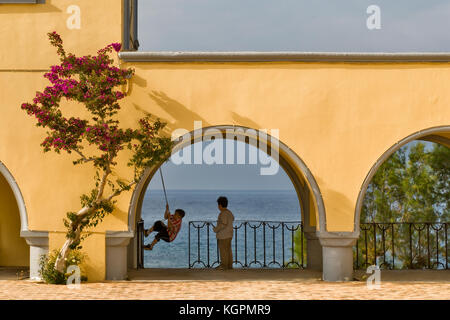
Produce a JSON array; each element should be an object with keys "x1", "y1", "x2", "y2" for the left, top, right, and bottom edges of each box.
[{"x1": 362, "y1": 142, "x2": 449, "y2": 223}]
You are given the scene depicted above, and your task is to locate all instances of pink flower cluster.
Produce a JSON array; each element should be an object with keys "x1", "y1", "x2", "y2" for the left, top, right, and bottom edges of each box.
[
  {"x1": 21, "y1": 32, "x2": 134, "y2": 155},
  {"x1": 85, "y1": 124, "x2": 135, "y2": 154}
]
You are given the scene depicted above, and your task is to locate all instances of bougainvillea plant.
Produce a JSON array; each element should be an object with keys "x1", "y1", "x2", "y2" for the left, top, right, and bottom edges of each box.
[{"x1": 21, "y1": 32, "x2": 172, "y2": 274}]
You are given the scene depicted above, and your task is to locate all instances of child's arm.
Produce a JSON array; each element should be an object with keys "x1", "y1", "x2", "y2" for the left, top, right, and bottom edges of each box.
[
  {"x1": 164, "y1": 204, "x2": 170, "y2": 220},
  {"x1": 165, "y1": 204, "x2": 174, "y2": 229}
]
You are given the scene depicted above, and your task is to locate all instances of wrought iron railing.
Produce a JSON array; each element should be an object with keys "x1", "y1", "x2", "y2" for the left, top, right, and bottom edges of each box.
[
  {"x1": 137, "y1": 219, "x2": 448, "y2": 270},
  {"x1": 355, "y1": 222, "x2": 448, "y2": 270},
  {"x1": 188, "y1": 220, "x2": 305, "y2": 269}
]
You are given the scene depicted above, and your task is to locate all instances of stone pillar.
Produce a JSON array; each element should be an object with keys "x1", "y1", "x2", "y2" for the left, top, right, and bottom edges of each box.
[
  {"x1": 105, "y1": 231, "x2": 133, "y2": 280},
  {"x1": 21, "y1": 231, "x2": 49, "y2": 281},
  {"x1": 319, "y1": 234, "x2": 357, "y2": 281},
  {"x1": 304, "y1": 231, "x2": 322, "y2": 271}
]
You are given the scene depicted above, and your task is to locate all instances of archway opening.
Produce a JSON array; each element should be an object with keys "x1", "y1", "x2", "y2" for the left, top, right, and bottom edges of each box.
[
  {"x1": 141, "y1": 141, "x2": 302, "y2": 269},
  {"x1": 355, "y1": 127, "x2": 450, "y2": 270},
  {"x1": 126, "y1": 126, "x2": 325, "y2": 273}
]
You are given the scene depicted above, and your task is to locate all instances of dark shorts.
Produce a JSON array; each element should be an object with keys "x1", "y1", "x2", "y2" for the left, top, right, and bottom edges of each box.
[{"x1": 152, "y1": 220, "x2": 170, "y2": 242}]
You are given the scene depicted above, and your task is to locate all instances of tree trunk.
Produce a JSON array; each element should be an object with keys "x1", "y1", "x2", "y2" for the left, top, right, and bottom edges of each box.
[
  {"x1": 54, "y1": 225, "x2": 81, "y2": 273},
  {"x1": 52, "y1": 171, "x2": 134, "y2": 275}
]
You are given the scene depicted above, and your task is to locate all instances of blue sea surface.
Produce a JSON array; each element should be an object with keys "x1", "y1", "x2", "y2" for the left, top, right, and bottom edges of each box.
[{"x1": 141, "y1": 189, "x2": 301, "y2": 268}]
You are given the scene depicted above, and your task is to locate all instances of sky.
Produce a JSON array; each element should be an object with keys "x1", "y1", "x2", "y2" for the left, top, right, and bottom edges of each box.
[
  {"x1": 138, "y1": 1, "x2": 446, "y2": 190},
  {"x1": 148, "y1": 141, "x2": 295, "y2": 191},
  {"x1": 138, "y1": 0, "x2": 450, "y2": 52}
]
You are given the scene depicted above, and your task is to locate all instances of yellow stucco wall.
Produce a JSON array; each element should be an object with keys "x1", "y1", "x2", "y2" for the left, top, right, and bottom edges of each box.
[
  {"x1": 0, "y1": 174, "x2": 29, "y2": 267},
  {"x1": 49, "y1": 232, "x2": 105, "y2": 282},
  {"x1": 0, "y1": 0, "x2": 122, "y2": 278},
  {"x1": 3, "y1": 63, "x2": 448, "y2": 232},
  {"x1": 121, "y1": 62, "x2": 450, "y2": 232},
  {"x1": 0, "y1": 0, "x2": 123, "y2": 70},
  {"x1": 1, "y1": 0, "x2": 449, "y2": 279}
]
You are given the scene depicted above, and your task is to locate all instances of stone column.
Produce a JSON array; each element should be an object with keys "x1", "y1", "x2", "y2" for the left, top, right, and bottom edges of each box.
[
  {"x1": 319, "y1": 233, "x2": 357, "y2": 281},
  {"x1": 304, "y1": 231, "x2": 322, "y2": 271},
  {"x1": 105, "y1": 231, "x2": 133, "y2": 280},
  {"x1": 21, "y1": 231, "x2": 49, "y2": 281}
]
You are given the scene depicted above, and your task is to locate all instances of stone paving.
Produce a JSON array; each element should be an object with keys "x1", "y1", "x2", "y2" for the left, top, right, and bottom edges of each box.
[{"x1": 0, "y1": 268, "x2": 449, "y2": 300}]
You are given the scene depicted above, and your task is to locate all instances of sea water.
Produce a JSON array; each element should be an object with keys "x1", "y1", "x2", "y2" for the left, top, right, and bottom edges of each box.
[{"x1": 141, "y1": 189, "x2": 301, "y2": 268}]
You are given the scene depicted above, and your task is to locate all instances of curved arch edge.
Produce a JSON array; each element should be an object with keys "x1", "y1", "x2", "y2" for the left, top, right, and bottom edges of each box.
[
  {"x1": 127, "y1": 125, "x2": 327, "y2": 234},
  {"x1": 353, "y1": 125, "x2": 450, "y2": 237},
  {"x1": 0, "y1": 160, "x2": 28, "y2": 232}
]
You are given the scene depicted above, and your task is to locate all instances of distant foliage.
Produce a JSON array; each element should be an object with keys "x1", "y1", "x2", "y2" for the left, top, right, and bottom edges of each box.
[
  {"x1": 362, "y1": 142, "x2": 449, "y2": 223},
  {"x1": 357, "y1": 142, "x2": 449, "y2": 269}
]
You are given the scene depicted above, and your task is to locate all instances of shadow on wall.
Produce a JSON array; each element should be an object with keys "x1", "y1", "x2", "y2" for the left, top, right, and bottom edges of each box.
[
  {"x1": 149, "y1": 90, "x2": 211, "y2": 131},
  {"x1": 230, "y1": 111, "x2": 262, "y2": 131},
  {"x1": 132, "y1": 90, "x2": 212, "y2": 139},
  {"x1": 144, "y1": 91, "x2": 264, "y2": 134},
  {"x1": 128, "y1": 71, "x2": 265, "y2": 132}
]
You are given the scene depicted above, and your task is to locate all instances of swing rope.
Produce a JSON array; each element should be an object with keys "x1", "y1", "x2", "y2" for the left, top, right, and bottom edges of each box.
[
  {"x1": 142, "y1": 167, "x2": 170, "y2": 251},
  {"x1": 159, "y1": 167, "x2": 169, "y2": 207}
]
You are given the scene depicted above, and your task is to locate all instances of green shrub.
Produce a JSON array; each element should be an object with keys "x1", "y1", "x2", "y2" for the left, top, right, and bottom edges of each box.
[{"x1": 39, "y1": 249, "x2": 88, "y2": 284}]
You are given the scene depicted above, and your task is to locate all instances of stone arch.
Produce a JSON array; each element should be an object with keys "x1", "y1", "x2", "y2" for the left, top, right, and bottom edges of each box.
[
  {"x1": 0, "y1": 161, "x2": 28, "y2": 233},
  {"x1": 0, "y1": 161, "x2": 29, "y2": 267},
  {"x1": 354, "y1": 125, "x2": 450, "y2": 236},
  {"x1": 124, "y1": 125, "x2": 326, "y2": 271},
  {"x1": 317, "y1": 125, "x2": 450, "y2": 282}
]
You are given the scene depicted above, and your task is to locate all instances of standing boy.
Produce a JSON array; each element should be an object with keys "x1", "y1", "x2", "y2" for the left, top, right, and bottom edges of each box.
[{"x1": 213, "y1": 196, "x2": 234, "y2": 270}]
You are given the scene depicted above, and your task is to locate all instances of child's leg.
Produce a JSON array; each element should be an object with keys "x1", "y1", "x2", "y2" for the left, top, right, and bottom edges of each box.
[
  {"x1": 144, "y1": 237, "x2": 159, "y2": 250},
  {"x1": 144, "y1": 227, "x2": 153, "y2": 237},
  {"x1": 149, "y1": 237, "x2": 159, "y2": 250},
  {"x1": 145, "y1": 220, "x2": 165, "y2": 237}
]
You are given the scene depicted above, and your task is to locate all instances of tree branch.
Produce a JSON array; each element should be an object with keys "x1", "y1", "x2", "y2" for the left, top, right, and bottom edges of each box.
[
  {"x1": 74, "y1": 149, "x2": 96, "y2": 163},
  {"x1": 106, "y1": 180, "x2": 137, "y2": 202}
]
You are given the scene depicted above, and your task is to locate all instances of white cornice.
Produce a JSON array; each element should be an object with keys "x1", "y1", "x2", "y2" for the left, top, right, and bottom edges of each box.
[{"x1": 119, "y1": 51, "x2": 450, "y2": 63}]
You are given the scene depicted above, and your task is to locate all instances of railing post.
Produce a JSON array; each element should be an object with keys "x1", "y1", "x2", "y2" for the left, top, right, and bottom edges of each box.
[
  {"x1": 253, "y1": 225, "x2": 257, "y2": 265},
  {"x1": 207, "y1": 222, "x2": 210, "y2": 268},
  {"x1": 364, "y1": 227, "x2": 368, "y2": 268},
  {"x1": 188, "y1": 221, "x2": 191, "y2": 268},
  {"x1": 263, "y1": 222, "x2": 266, "y2": 267},
  {"x1": 373, "y1": 223, "x2": 377, "y2": 266},
  {"x1": 409, "y1": 223, "x2": 413, "y2": 269},
  {"x1": 244, "y1": 222, "x2": 248, "y2": 267},
  {"x1": 272, "y1": 225, "x2": 276, "y2": 266},
  {"x1": 391, "y1": 223, "x2": 395, "y2": 269},
  {"x1": 300, "y1": 223, "x2": 304, "y2": 267},
  {"x1": 355, "y1": 235, "x2": 359, "y2": 270},
  {"x1": 137, "y1": 219, "x2": 144, "y2": 269},
  {"x1": 291, "y1": 224, "x2": 295, "y2": 265},
  {"x1": 281, "y1": 223, "x2": 285, "y2": 268},
  {"x1": 197, "y1": 223, "x2": 201, "y2": 265},
  {"x1": 445, "y1": 223, "x2": 448, "y2": 270},
  {"x1": 435, "y1": 223, "x2": 439, "y2": 269},
  {"x1": 234, "y1": 225, "x2": 238, "y2": 266},
  {"x1": 427, "y1": 223, "x2": 431, "y2": 269}
]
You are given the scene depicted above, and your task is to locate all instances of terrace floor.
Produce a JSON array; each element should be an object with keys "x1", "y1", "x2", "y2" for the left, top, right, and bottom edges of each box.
[{"x1": 0, "y1": 267, "x2": 449, "y2": 300}]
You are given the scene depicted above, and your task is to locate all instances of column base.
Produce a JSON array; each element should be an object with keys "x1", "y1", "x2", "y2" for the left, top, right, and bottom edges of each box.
[
  {"x1": 106, "y1": 231, "x2": 133, "y2": 280},
  {"x1": 304, "y1": 232, "x2": 323, "y2": 271},
  {"x1": 319, "y1": 234, "x2": 357, "y2": 282},
  {"x1": 21, "y1": 231, "x2": 49, "y2": 281}
]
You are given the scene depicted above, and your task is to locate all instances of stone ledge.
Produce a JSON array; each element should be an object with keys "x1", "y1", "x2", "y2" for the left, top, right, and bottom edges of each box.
[{"x1": 119, "y1": 51, "x2": 450, "y2": 63}]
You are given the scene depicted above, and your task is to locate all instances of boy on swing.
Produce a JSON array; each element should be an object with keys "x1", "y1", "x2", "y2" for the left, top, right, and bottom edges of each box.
[{"x1": 144, "y1": 204, "x2": 185, "y2": 250}]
